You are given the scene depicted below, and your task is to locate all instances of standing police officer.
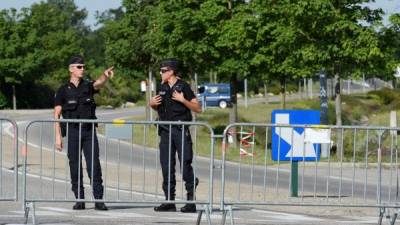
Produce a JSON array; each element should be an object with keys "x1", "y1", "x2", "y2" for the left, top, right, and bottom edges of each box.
[
  {"x1": 149, "y1": 59, "x2": 201, "y2": 213},
  {"x1": 54, "y1": 55, "x2": 113, "y2": 211}
]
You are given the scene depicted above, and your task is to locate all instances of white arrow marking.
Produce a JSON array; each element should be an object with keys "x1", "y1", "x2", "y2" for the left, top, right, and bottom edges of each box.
[{"x1": 275, "y1": 114, "x2": 316, "y2": 158}]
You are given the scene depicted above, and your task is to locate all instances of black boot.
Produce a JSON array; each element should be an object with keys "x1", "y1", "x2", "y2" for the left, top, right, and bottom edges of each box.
[
  {"x1": 73, "y1": 202, "x2": 85, "y2": 210},
  {"x1": 181, "y1": 197, "x2": 196, "y2": 213},
  {"x1": 180, "y1": 203, "x2": 196, "y2": 213},
  {"x1": 180, "y1": 193, "x2": 196, "y2": 213},
  {"x1": 181, "y1": 178, "x2": 199, "y2": 213},
  {"x1": 95, "y1": 202, "x2": 108, "y2": 211},
  {"x1": 154, "y1": 203, "x2": 176, "y2": 212}
]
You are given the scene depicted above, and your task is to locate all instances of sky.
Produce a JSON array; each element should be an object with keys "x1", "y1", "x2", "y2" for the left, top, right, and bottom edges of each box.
[
  {"x1": 0, "y1": 0, "x2": 122, "y2": 29},
  {"x1": 0, "y1": 0, "x2": 400, "y2": 29}
]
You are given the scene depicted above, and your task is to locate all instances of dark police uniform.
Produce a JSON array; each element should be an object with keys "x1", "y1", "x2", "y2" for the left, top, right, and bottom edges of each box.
[
  {"x1": 157, "y1": 79, "x2": 198, "y2": 201},
  {"x1": 54, "y1": 79, "x2": 104, "y2": 200}
]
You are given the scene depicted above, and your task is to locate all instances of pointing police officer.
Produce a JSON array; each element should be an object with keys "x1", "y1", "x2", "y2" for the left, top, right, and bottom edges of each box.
[
  {"x1": 149, "y1": 59, "x2": 201, "y2": 213},
  {"x1": 54, "y1": 55, "x2": 113, "y2": 211}
]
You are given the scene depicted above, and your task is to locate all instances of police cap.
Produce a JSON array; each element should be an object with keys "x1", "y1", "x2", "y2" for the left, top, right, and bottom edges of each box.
[
  {"x1": 160, "y1": 58, "x2": 182, "y2": 73},
  {"x1": 68, "y1": 55, "x2": 85, "y2": 66}
]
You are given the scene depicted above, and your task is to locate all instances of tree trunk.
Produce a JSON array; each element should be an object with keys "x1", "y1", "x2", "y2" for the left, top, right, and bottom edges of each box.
[
  {"x1": 264, "y1": 82, "x2": 268, "y2": 104},
  {"x1": 12, "y1": 85, "x2": 16, "y2": 110},
  {"x1": 334, "y1": 73, "x2": 343, "y2": 159},
  {"x1": 280, "y1": 78, "x2": 286, "y2": 109},
  {"x1": 298, "y1": 80, "x2": 301, "y2": 99}
]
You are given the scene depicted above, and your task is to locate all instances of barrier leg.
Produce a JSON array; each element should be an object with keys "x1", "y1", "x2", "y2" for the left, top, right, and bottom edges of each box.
[
  {"x1": 221, "y1": 205, "x2": 234, "y2": 225},
  {"x1": 221, "y1": 208, "x2": 227, "y2": 225},
  {"x1": 228, "y1": 206, "x2": 234, "y2": 225},
  {"x1": 24, "y1": 202, "x2": 37, "y2": 225},
  {"x1": 196, "y1": 205, "x2": 212, "y2": 225},
  {"x1": 386, "y1": 210, "x2": 397, "y2": 225},
  {"x1": 24, "y1": 203, "x2": 29, "y2": 224},
  {"x1": 205, "y1": 205, "x2": 212, "y2": 225},
  {"x1": 378, "y1": 208, "x2": 385, "y2": 225},
  {"x1": 196, "y1": 209, "x2": 203, "y2": 225}
]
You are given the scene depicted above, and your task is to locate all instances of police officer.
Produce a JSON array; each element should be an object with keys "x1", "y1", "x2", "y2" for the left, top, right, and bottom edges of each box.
[
  {"x1": 54, "y1": 55, "x2": 114, "y2": 211},
  {"x1": 149, "y1": 59, "x2": 201, "y2": 213}
]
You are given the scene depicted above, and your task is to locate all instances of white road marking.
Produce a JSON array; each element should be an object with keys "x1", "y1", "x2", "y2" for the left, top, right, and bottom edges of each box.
[
  {"x1": 10, "y1": 210, "x2": 65, "y2": 216},
  {"x1": 5, "y1": 224, "x2": 73, "y2": 225},
  {"x1": 40, "y1": 207, "x2": 75, "y2": 213},
  {"x1": 75, "y1": 215, "x2": 112, "y2": 219},
  {"x1": 96, "y1": 211, "x2": 152, "y2": 218},
  {"x1": 0, "y1": 215, "x2": 22, "y2": 218},
  {"x1": 251, "y1": 209, "x2": 323, "y2": 221},
  {"x1": 338, "y1": 221, "x2": 377, "y2": 224}
]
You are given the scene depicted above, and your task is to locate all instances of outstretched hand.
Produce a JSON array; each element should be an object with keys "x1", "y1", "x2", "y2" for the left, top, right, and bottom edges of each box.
[{"x1": 103, "y1": 66, "x2": 114, "y2": 78}]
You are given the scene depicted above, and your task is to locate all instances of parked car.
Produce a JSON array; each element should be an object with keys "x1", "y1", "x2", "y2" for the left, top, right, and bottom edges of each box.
[{"x1": 197, "y1": 83, "x2": 232, "y2": 108}]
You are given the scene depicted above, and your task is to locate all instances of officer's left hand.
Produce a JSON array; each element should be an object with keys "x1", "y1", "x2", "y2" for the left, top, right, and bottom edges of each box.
[
  {"x1": 172, "y1": 91, "x2": 185, "y2": 103},
  {"x1": 103, "y1": 66, "x2": 114, "y2": 78}
]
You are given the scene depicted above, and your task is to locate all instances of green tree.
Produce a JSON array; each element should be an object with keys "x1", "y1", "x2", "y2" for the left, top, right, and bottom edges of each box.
[
  {"x1": 99, "y1": 2, "x2": 158, "y2": 106},
  {"x1": 250, "y1": 0, "x2": 317, "y2": 109},
  {"x1": 285, "y1": 0, "x2": 383, "y2": 158},
  {"x1": 0, "y1": 0, "x2": 86, "y2": 109},
  {"x1": 0, "y1": 9, "x2": 37, "y2": 109},
  {"x1": 378, "y1": 13, "x2": 400, "y2": 86}
]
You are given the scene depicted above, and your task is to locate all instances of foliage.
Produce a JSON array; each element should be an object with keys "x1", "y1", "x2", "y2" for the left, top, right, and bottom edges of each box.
[
  {"x1": 1, "y1": 0, "x2": 399, "y2": 111},
  {"x1": 0, "y1": 0, "x2": 86, "y2": 108},
  {"x1": 367, "y1": 88, "x2": 400, "y2": 109},
  {"x1": 377, "y1": 13, "x2": 400, "y2": 80},
  {"x1": 0, "y1": 91, "x2": 7, "y2": 108}
]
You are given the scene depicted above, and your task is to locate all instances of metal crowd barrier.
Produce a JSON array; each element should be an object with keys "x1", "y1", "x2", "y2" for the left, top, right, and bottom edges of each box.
[
  {"x1": 221, "y1": 123, "x2": 400, "y2": 225},
  {"x1": 23, "y1": 119, "x2": 215, "y2": 225},
  {"x1": 0, "y1": 118, "x2": 18, "y2": 202}
]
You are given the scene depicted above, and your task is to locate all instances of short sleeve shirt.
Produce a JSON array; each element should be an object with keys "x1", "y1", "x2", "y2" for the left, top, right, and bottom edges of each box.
[
  {"x1": 54, "y1": 79, "x2": 97, "y2": 107},
  {"x1": 157, "y1": 79, "x2": 196, "y2": 121}
]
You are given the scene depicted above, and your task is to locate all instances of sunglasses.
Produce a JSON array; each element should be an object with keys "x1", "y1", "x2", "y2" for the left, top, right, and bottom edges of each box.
[
  {"x1": 160, "y1": 68, "x2": 170, "y2": 74},
  {"x1": 75, "y1": 65, "x2": 85, "y2": 69}
]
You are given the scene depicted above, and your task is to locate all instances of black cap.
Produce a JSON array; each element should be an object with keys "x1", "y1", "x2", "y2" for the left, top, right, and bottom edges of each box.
[
  {"x1": 68, "y1": 55, "x2": 84, "y2": 65},
  {"x1": 160, "y1": 58, "x2": 182, "y2": 73}
]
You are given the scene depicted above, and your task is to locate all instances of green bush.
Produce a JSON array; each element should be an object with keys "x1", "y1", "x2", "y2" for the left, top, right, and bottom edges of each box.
[
  {"x1": 267, "y1": 80, "x2": 299, "y2": 95},
  {"x1": 368, "y1": 88, "x2": 400, "y2": 105}
]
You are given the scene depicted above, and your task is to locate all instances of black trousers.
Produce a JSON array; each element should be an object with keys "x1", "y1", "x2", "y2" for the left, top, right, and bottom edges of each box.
[
  {"x1": 159, "y1": 127, "x2": 196, "y2": 200},
  {"x1": 67, "y1": 125, "x2": 104, "y2": 199}
]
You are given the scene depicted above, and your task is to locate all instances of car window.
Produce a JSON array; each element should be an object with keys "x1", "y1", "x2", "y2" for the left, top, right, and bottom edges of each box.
[
  {"x1": 219, "y1": 87, "x2": 229, "y2": 94},
  {"x1": 208, "y1": 86, "x2": 219, "y2": 94}
]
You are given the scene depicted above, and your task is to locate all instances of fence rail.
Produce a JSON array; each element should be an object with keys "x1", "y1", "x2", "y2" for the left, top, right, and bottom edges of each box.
[
  {"x1": 221, "y1": 123, "x2": 400, "y2": 225},
  {"x1": 0, "y1": 118, "x2": 18, "y2": 202},
  {"x1": 12, "y1": 118, "x2": 400, "y2": 225},
  {"x1": 23, "y1": 119, "x2": 215, "y2": 225}
]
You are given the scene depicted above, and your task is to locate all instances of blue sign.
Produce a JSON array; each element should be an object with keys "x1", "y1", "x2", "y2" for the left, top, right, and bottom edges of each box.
[{"x1": 271, "y1": 110, "x2": 320, "y2": 161}]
